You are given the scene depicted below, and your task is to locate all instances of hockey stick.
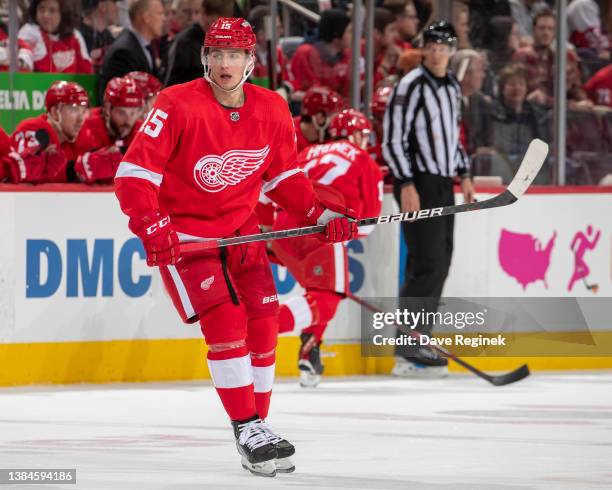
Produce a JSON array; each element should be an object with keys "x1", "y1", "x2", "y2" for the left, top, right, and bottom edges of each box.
[
  {"x1": 346, "y1": 292, "x2": 530, "y2": 387},
  {"x1": 180, "y1": 139, "x2": 548, "y2": 253}
]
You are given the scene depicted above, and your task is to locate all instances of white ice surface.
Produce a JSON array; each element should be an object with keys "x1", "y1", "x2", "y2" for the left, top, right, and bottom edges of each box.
[{"x1": 1, "y1": 373, "x2": 611, "y2": 489}]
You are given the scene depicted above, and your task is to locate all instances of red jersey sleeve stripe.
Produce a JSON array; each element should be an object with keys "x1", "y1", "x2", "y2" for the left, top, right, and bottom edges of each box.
[
  {"x1": 261, "y1": 168, "x2": 303, "y2": 194},
  {"x1": 116, "y1": 161, "x2": 163, "y2": 187}
]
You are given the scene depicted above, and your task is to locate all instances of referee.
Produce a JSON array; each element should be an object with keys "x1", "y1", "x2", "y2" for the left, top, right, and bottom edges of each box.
[{"x1": 382, "y1": 21, "x2": 475, "y2": 377}]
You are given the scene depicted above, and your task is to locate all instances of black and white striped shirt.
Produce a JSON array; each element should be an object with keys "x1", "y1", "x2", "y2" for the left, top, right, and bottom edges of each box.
[{"x1": 382, "y1": 64, "x2": 469, "y2": 184}]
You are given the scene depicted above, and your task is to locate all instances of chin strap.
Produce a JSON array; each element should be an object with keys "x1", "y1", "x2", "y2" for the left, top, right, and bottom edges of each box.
[{"x1": 312, "y1": 114, "x2": 331, "y2": 143}]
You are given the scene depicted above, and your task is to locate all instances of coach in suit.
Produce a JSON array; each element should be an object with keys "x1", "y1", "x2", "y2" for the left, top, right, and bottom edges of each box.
[{"x1": 98, "y1": 0, "x2": 166, "y2": 102}]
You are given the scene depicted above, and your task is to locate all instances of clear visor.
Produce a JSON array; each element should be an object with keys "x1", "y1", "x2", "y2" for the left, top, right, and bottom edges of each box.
[{"x1": 206, "y1": 49, "x2": 250, "y2": 67}]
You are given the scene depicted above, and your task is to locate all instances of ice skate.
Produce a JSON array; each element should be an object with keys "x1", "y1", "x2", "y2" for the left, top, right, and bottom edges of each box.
[
  {"x1": 261, "y1": 422, "x2": 296, "y2": 473},
  {"x1": 232, "y1": 417, "x2": 277, "y2": 477},
  {"x1": 391, "y1": 347, "x2": 449, "y2": 378},
  {"x1": 298, "y1": 333, "x2": 324, "y2": 388}
]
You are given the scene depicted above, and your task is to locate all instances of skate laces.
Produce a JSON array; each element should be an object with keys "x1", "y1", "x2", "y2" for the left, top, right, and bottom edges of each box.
[
  {"x1": 237, "y1": 419, "x2": 272, "y2": 450},
  {"x1": 259, "y1": 421, "x2": 283, "y2": 445}
]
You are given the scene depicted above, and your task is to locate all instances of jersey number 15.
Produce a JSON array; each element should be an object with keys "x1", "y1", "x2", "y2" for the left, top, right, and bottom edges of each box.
[{"x1": 139, "y1": 109, "x2": 168, "y2": 138}]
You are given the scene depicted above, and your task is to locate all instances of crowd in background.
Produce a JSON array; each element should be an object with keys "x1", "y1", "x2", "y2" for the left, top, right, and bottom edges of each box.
[{"x1": 0, "y1": 0, "x2": 611, "y2": 185}]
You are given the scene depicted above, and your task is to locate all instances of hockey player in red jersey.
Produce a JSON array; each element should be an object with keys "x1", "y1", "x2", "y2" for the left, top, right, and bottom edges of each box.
[
  {"x1": 272, "y1": 109, "x2": 383, "y2": 388},
  {"x1": 126, "y1": 71, "x2": 163, "y2": 113},
  {"x1": 369, "y1": 85, "x2": 393, "y2": 178},
  {"x1": 8, "y1": 80, "x2": 88, "y2": 183},
  {"x1": 293, "y1": 86, "x2": 343, "y2": 152},
  {"x1": 114, "y1": 17, "x2": 357, "y2": 477},
  {"x1": 75, "y1": 76, "x2": 145, "y2": 184}
]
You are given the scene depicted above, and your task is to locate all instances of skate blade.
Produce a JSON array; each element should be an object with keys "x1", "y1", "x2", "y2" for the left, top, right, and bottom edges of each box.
[
  {"x1": 391, "y1": 364, "x2": 448, "y2": 378},
  {"x1": 241, "y1": 457, "x2": 277, "y2": 477},
  {"x1": 275, "y1": 457, "x2": 295, "y2": 473},
  {"x1": 299, "y1": 370, "x2": 321, "y2": 388}
]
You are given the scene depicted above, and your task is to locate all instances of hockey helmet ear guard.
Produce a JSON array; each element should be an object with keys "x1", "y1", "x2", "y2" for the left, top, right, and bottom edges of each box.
[{"x1": 201, "y1": 17, "x2": 257, "y2": 93}]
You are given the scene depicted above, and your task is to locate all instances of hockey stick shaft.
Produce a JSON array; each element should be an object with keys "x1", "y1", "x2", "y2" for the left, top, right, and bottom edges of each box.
[
  {"x1": 179, "y1": 139, "x2": 548, "y2": 254},
  {"x1": 346, "y1": 292, "x2": 530, "y2": 386}
]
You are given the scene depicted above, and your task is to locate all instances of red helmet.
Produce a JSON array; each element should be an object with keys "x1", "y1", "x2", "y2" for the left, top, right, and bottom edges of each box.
[
  {"x1": 104, "y1": 76, "x2": 145, "y2": 107},
  {"x1": 126, "y1": 71, "x2": 162, "y2": 98},
  {"x1": 370, "y1": 86, "x2": 393, "y2": 119},
  {"x1": 329, "y1": 109, "x2": 373, "y2": 139},
  {"x1": 45, "y1": 81, "x2": 89, "y2": 111},
  {"x1": 204, "y1": 17, "x2": 256, "y2": 51},
  {"x1": 302, "y1": 86, "x2": 343, "y2": 117}
]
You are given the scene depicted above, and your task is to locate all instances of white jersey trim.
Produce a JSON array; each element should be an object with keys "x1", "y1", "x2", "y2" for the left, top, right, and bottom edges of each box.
[
  {"x1": 334, "y1": 242, "x2": 345, "y2": 293},
  {"x1": 262, "y1": 168, "x2": 302, "y2": 194},
  {"x1": 284, "y1": 295, "x2": 313, "y2": 331},
  {"x1": 252, "y1": 363, "x2": 275, "y2": 393},
  {"x1": 167, "y1": 265, "x2": 195, "y2": 319},
  {"x1": 116, "y1": 161, "x2": 163, "y2": 187},
  {"x1": 207, "y1": 354, "x2": 254, "y2": 389}
]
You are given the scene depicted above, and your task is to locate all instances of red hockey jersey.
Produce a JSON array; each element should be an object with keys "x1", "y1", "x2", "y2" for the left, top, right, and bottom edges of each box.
[
  {"x1": 290, "y1": 43, "x2": 351, "y2": 97},
  {"x1": 77, "y1": 107, "x2": 140, "y2": 152},
  {"x1": 293, "y1": 115, "x2": 314, "y2": 153},
  {"x1": 297, "y1": 140, "x2": 383, "y2": 233},
  {"x1": 115, "y1": 79, "x2": 318, "y2": 239},
  {"x1": 17, "y1": 23, "x2": 93, "y2": 74},
  {"x1": 584, "y1": 64, "x2": 612, "y2": 107},
  {"x1": 9, "y1": 114, "x2": 78, "y2": 183}
]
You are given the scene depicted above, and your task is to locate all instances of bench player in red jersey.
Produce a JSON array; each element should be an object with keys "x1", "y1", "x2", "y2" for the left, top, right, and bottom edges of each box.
[
  {"x1": 272, "y1": 109, "x2": 383, "y2": 387},
  {"x1": 8, "y1": 81, "x2": 88, "y2": 183},
  {"x1": 293, "y1": 86, "x2": 343, "y2": 152},
  {"x1": 74, "y1": 76, "x2": 145, "y2": 184},
  {"x1": 114, "y1": 17, "x2": 357, "y2": 477}
]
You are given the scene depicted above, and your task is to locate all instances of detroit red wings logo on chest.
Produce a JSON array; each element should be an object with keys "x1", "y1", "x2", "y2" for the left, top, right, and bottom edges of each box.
[{"x1": 193, "y1": 146, "x2": 271, "y2": 193}]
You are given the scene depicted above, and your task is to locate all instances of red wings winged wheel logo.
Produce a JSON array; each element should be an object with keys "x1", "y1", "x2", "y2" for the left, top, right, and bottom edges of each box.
[{"x1": 193, "y1": 146, "x2": 271, "y2": 193}]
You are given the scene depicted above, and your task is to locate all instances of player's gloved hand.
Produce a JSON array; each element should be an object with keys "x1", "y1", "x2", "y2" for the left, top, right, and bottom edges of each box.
[
  {"x1": 313, "y1": 200, "x2": 358, "y2": 243},
  {"x1": 128, "y1": 210, "x2": 179, "y2": 267},
  {"x1": 75, "y1": 147, "x2": 122, "y2": 184},
  {"x1": 43, "y1": 145, "x2": 68, "y2": 181}
]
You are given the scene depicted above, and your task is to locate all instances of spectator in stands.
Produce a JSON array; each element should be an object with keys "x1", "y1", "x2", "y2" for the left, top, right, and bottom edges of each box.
[
  {"x1": 373, "y1": 8, "x2": 404, "y2": 86},
  {"x1": 156, "y1": 0, "x2": 201, "y2": 68},
  {"x1": 18, "y1": 0, "x2": 93, "y2": 73},
  {"x1": 567, "y1": 0, "x2": 610, "y2": 60},
  {"x1": 0, "y1": 23, "x2": 34, "y2": 71},
  {"x1": 126, "y1": 70, "x2": 162, "y2": 112},
  {"x1": 99, "y1": 0, "x2": 166, "y2": 102},
  {"x1": 584, "y1": 63, "x2": 612, "y2": 107},
  {"x1": 469, "y1": 0, "x2": 511, "y2": 48},
  {"x1": 508, "y1": 0, "x2": 548, "y2": 42},
  {"x1": 163, "y1": 0, "x2": 233, "y2": 86},
  {"x1": 450, "y1": 50, "x2": 491, "y2": 156},
  {"x1": 7, "y1": 81, "x2": 89, "y2": 184},
  {"x1": 290, "y1": 8, "x2": 351, "y2": 97},
  {"x1": 248, "y1": 6, "x2": 291, "y2": 92},
  {"x1": 513, "y1": 9, "x2": 591, "y2": 109},
  {"x1": 385, "y1": 0, "x2": 420, "y2": 46},
  {"x1": 483, "y1": 63, "x2": 549, "y2": 183},
  {"x1": 79, "y1": 0, "x2": 119, "y2": 71},
  {"x1": 294, "y1": 86, "x2": 343, "y2": 152},
  {"x1": 167, "y1": 0, "x2": 201, "y2": 39},
  {"x1": 453, "y1": 2, "x2": 471, "y2": 49},
  {"x1": 484, "y1": 16, "x2": 520, "y2": 75},
  {"x1": 75, "y1": 76, "x2": 145, "y2": 184}
]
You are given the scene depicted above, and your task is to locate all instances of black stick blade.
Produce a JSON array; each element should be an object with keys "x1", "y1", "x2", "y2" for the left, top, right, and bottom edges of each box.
[{"x1": 487, "y1": 364, "x2": 531, "y2": 386}]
